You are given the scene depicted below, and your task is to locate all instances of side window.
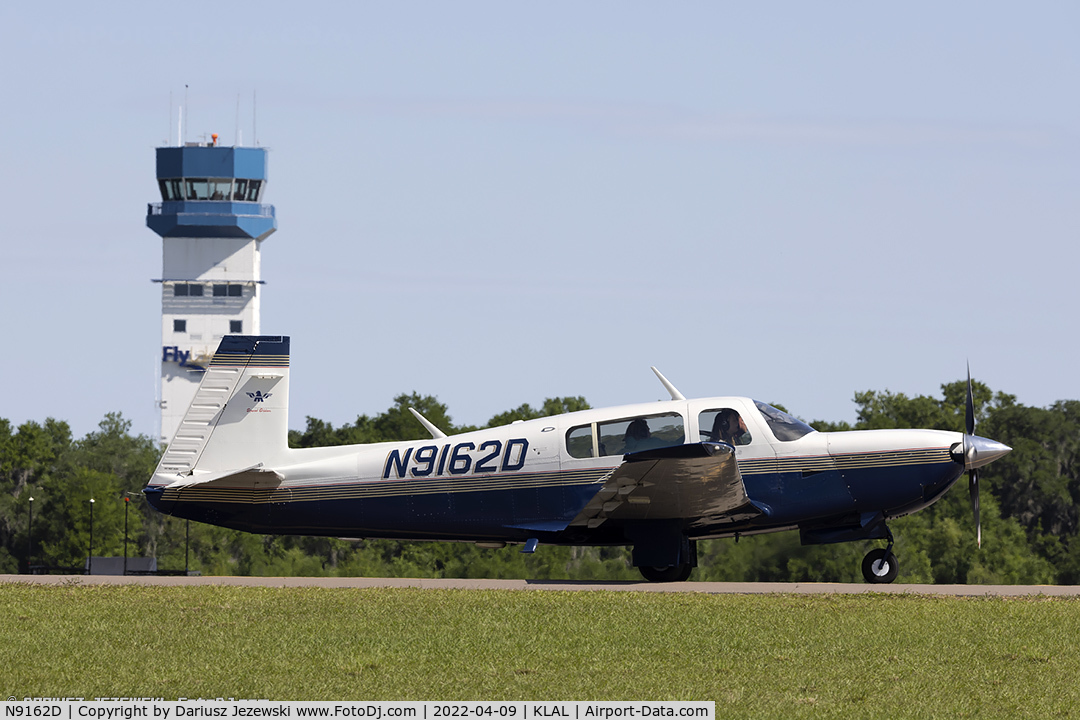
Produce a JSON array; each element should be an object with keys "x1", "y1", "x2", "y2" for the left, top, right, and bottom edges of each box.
[
  {"x1": 598, "y1": 413, "x2": 684, "y2": 456},
  {"x1": 566, "y1": 425, "x2": 594, "y2": 459},
  {"x1": 699, "y1": 408, "x2": 753, "y2": 446}
]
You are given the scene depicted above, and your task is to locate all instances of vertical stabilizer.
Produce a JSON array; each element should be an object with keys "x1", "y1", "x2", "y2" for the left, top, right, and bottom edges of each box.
[{"x1": 152, "y1": 335, "x2": 290, "y2": 484}]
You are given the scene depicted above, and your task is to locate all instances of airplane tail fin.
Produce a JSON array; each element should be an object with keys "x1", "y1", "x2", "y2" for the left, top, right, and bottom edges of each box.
[{"x1": 150, "y1": 335, "x2": 291, "y2": 487}]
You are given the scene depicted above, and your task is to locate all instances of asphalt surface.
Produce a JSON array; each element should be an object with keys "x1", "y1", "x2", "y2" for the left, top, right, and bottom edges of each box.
[{"x1": 2, "y1": 574, "x2": 1078, "y2": 595}]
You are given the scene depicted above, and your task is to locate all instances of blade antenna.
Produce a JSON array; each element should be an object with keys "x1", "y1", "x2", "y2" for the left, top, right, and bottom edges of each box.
[
  {"x1": 409, "y1": 407, "x2": 447, "y2": 439},
  {"x1": 651, "y1": 367, "x2": 685, "y2": 401}
]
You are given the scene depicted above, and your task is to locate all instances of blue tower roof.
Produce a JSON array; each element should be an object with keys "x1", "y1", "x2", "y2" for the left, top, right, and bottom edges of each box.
[{"x1": 146, "y1": 145, "x2": 277, "y2": 241}]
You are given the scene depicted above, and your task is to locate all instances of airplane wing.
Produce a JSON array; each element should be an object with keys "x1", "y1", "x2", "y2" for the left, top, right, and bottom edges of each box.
[{"x1": 568, "y1": 442, "x2": 763, "y2": 530}]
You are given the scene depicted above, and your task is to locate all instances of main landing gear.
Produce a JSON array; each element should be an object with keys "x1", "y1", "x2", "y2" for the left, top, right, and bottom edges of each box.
[
  {"x1": 861, "y1": 526, "x2": 899, "y2": 583},
  {"x1": 639, "y1": 564, "x2": 694, "y2": 583}
]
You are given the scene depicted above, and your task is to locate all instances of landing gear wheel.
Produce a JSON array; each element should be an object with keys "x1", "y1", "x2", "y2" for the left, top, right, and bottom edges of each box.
[
  {"x1": 639, "y1": 564, "x2": 693, "y2": 583},
  {"x1": 862, "y1": 548, "x2": 899, "y2": 584}
]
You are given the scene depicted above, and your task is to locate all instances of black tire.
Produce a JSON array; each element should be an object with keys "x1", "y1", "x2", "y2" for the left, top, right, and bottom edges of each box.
[
  {"x1": 639, "y1": 564, "x2": 693, "y2": 583},
  {"x1": 862, "y1": 548, "x2": 899, "y2": 584}
]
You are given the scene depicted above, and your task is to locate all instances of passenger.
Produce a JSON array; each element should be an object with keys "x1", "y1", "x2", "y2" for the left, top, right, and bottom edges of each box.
[
  {"x1": 711, "y1": 409, "x2": 752, "y2": 446},
  {"x1": 623, "y1": 418, "x2": 666, "y2": 453}
]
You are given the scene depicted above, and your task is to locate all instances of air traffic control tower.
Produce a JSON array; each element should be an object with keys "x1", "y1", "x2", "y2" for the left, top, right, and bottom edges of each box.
[{"x1": 147, "y1": 140, "x2": 277, "y2": 443}]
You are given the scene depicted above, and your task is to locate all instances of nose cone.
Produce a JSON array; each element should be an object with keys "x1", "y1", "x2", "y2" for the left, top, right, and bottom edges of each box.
[{"x1": 966, "y1": 435, "x2": 1012, "y2": 470}]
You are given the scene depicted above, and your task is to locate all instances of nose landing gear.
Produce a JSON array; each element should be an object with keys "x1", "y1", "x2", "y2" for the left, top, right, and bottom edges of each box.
[{"x1": 862, "y1": 526, "x2": 899, "y2": 583}]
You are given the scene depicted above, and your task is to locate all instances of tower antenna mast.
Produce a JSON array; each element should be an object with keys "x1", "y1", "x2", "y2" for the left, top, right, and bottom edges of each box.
[{"x1": 184, "y1": 84, "x2": 189, "y2": 145}]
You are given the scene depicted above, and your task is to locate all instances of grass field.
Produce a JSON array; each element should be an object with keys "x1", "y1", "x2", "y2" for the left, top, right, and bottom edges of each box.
[{"x1": 1, "y1": 584, "x2": 1078, "y2": 718}]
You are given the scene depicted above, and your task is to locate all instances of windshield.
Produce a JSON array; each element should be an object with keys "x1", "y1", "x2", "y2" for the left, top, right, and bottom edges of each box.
[{"x1": 754, "y1": 400, "x2": 815, "y2": 441}]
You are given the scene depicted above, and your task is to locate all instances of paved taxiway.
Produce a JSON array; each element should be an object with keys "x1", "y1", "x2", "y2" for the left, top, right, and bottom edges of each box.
[{"x1": 2, "y1": 574, "x2": 1078, "y2": 596}]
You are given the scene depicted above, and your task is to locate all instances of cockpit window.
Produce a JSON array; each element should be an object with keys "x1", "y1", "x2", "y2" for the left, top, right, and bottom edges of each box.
[
  {"x1": 699, "y1": 408, "x2": 753, "y2": 446},
  {"x1": 754, "y1": 400, "x2": 815, "y2": 441}
]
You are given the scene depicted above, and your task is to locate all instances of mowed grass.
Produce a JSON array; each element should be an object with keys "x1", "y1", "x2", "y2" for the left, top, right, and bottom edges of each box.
[{"x1": 2, "y1": 585, "x2": 1079, "y2": 718}]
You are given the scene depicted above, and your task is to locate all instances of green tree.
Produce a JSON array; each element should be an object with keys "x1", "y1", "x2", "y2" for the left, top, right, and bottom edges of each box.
[
  {"x1": 0, "y1": 418, "x2": 72, "y2": 572},
  {"x1": 981, "y1": 400, "x2": 1080, "y2": 582},
  {"x1": 486, "y1": 396, "x2": 590, "y2": 427},
  {"x1": 289, "y1": 393, "x2": 456, "y2": 448}
]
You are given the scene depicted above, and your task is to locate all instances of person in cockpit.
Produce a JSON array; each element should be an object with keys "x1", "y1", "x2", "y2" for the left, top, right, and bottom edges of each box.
[
  {"x1": 623, "y1": 418, "x2": 667, "y2": 453},
  {"x1": 711, "y1": 408, "x2": 752, "y2": 446}
]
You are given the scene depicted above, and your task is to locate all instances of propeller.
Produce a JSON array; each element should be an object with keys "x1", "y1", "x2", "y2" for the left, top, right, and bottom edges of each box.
[
  {"x1": 964, "y1": 365, "x2": 981, "y2": 548},
  {"x1": 954, "y1": 365, "x2": 1012, "y2": 549}
]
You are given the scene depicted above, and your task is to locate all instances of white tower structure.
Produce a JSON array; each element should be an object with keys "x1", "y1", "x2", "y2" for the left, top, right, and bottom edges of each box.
[{"x1": 147, "y1": 139, "x2": 277, "y2": 443}]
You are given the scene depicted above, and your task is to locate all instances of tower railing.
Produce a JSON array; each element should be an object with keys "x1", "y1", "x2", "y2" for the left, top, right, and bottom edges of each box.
[{"x1": 148, "y1": 202, "x2": 276, "y2": 217}]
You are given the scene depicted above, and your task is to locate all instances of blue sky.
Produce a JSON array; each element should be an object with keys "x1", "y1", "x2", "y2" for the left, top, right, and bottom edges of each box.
[{"x1": 1, "y1": 2, "x2": 1077, "y2": 439}]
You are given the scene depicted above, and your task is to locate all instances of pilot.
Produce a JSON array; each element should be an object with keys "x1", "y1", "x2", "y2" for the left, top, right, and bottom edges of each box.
[{"x1": 712, "y1": 409, "x2": 752, "y2": 446}]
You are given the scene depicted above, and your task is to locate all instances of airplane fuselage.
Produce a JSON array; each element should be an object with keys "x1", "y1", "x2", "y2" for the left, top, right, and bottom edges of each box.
[{"x1": 145, "y1": 397, "x2": 965, "y2": 547}]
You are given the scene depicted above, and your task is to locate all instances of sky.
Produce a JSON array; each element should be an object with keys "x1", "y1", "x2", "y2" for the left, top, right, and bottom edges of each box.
[{"x1": 0, "y1": 2, "x2": 1077, "y2": 441}]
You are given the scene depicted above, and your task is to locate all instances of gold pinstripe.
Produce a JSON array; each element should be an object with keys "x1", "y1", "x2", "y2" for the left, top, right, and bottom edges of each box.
[
  {"x1": 164, "y1": 467, "x2": 613, "y2": 505},
  {"x1": 209, "y1": 353, "x2": 290, "y2": 368}
]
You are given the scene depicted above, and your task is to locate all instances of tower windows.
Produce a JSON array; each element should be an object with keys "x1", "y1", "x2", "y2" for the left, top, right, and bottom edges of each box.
[
  {"x1": 185, "y1": 179, "x2": 210, "y2": 200},
  {"x1": 157, "y1": 177, "x2": 264, "y2": 202},
  {"x1": 173, "y1": 283, "x2": 204, "y2": 296},
  {"x1": 213, "y1": 284, "x2": 244, "y2": 297},
  {"x1": 158, "y1": 179, "x2": 184, "y2": 201},
  {"x1": 173, "y1": 319, "x2": 187, "y2": 332},
  {"x1": 209, "y1": 179, "x2": 232, "y2": 200},
  {"x1": 230, "y1": 320, "x2": 243, "y2": 333},
  {"x1": 242, "y1": 180, "x2": 261, "y2": 201}
]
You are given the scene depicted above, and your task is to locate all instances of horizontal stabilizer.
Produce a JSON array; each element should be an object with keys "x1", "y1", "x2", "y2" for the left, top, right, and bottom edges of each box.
[{"x1": 164, "y1": 463, "x2": 284, "y2": 490}]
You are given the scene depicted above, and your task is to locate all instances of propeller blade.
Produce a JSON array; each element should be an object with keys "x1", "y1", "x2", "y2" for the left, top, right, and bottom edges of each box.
[
  {"x1": 969, "y1": 469, "x2": 981, "y2": 549},
  {"x1": 965, "y1": 363, "x2": 976, "y2": 436}
]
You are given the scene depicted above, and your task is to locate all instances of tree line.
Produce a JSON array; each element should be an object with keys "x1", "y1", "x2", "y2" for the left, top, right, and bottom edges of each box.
[{"x1": 1, "y1": 381, "x2": 1077, "y2": 583}]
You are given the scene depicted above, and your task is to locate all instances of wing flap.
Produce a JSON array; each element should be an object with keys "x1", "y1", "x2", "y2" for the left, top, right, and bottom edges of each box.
[{"x1": 569, "y1": 442, "x2": 762, "y2": 529}]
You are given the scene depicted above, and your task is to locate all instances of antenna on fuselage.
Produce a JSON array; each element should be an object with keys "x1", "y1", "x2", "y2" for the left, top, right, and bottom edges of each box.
[
  {"x1": 651, "y1": 367, "x2": 685, "y2": 401},
  {"x1": 409, "y1": 407, "x2": 447, "y2": 439}
]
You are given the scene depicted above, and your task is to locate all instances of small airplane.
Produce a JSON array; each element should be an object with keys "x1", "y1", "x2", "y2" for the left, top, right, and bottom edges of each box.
[{"x1": 144, "y1": 335, "x2": 1012, "y2": 583}]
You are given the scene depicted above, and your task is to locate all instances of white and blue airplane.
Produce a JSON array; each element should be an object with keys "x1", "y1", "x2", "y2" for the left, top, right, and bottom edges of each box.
[{"x1": 144, "y1": 336, "x2": 1011, "y2": 583}]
